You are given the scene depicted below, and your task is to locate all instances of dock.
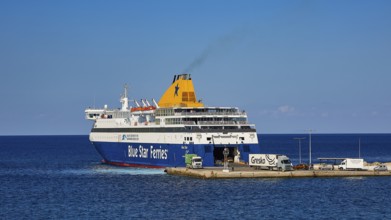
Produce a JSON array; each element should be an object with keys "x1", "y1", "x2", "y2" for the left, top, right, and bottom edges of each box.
[{"x1": 165, "y1": 167, "x2": 391, "y2": 179}]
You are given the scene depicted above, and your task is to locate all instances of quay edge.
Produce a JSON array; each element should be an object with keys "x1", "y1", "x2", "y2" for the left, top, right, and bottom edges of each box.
[{"x1": 165, "y1": 167, "x2": 391, "y2": 179}]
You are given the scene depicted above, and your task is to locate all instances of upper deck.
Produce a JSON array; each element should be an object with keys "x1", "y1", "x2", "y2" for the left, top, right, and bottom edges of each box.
[{"x1": 85, "y1": 74, "x2": 256, "y2": 131}]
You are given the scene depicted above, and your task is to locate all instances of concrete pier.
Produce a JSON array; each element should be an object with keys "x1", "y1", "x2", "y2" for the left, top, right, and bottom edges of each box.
[{"x1": 165, "y1": 167, "x2": 391, "y2": 179}]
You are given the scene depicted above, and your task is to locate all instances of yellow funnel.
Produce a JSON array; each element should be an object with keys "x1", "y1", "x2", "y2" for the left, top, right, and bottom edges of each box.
[{"x1": 158, "y1": 74, "x2": 204, "y2": 108}]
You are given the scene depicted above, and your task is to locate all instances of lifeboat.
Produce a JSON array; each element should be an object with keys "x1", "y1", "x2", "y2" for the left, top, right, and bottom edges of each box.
[
  {"x1": 130, "y1": 106, "x2": 156, "y2": 112},
  {"x1": 130, "y1": 107, "x2": 143, "y2": 112}
]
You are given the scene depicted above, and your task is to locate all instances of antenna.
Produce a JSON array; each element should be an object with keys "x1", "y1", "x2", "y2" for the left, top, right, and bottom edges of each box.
[
  {"x1": 120, "y1": 84, "x2": 129, "y2": 110},
  {"x1": 359, "y1": 138, "x2": 361, "y2": 159},
  {"x1": 123, "y1": 83, "x2": 128, "y2": 99}
]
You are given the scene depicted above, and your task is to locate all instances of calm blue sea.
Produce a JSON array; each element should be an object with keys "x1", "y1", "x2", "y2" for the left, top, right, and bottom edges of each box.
[{"x1": 1, "y1": 134, "x2": 391, "y2": 219}]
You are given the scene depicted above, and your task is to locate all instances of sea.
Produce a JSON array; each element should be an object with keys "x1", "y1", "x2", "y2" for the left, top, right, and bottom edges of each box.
[{"x1": 1, "y1": 134, "x2": 391, "y2": 219}]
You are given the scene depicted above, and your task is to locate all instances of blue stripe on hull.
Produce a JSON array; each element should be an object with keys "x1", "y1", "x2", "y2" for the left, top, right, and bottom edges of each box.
[{"x1": 92, "y1": 141, "x2": 261, "y2": 167}]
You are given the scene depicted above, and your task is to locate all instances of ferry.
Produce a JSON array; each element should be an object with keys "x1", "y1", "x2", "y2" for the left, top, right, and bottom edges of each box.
[{"x1": 85, "y1": 74, "x2": 260, "y2": 168}]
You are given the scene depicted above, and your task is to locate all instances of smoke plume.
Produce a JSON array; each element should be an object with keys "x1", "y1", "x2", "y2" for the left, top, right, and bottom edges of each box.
[{"x1": 183, "y1": 29, "x2": 248, "y2": 73}]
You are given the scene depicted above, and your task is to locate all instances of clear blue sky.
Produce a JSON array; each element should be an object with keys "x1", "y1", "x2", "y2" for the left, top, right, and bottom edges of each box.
[{"x1": 1, "y1": 0, "x2": 390, "y2": 135}]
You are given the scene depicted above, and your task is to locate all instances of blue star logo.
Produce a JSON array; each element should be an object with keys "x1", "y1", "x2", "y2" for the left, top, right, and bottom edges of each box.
[{"x1": 174, "y1": 84, "x2": 179, "y2": 97}]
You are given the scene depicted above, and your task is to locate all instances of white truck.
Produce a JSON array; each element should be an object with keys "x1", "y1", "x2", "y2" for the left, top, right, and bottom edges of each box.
[
  {"x1": 338, "y1": 158, "x2": 364, "y2": 171},
  {"x1": 249, "y1": 154, "x2": 293, "y2": 171},
  {"x1": 185, "y1": 154, "x2": 203, "y2": 169}
]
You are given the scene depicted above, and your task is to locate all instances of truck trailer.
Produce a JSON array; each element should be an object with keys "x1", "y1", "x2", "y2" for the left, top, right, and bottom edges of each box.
[
  {"x1": 338, "y1": 158, "x2": 364, "y2": 171},
  {"x1": 249, "y1": 154, "x2": 293, "y2": 171}
]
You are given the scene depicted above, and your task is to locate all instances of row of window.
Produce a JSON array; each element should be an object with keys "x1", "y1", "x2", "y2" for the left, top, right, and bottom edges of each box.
[
  {"x1": 156, "y1": 117, "x2": 247, "y2": 125},
  {"x1": 202, "y1": 145, "x2": 251, "y2": 153},
  {"x1": 166, "y1": 118, "x2": 183, "y2": 125},
  {"x1": 174, "y1": 108, "x2": 239, "y2": 114},
  {"x1": 92, "y1": 127, "x2": 255, "y2": 133},
  {"x1": 155, "y1": 108, "x2": 175, "y2": 116},
  {"x1": 205, "y1": 137, "x2": 245, "y2": 141},
  {"x1": 184, "y1": 137, "x2": 193, "y2": 141}
]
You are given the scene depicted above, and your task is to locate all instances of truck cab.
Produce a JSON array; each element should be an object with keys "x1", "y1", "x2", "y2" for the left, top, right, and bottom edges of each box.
[
  {"x1": 191, "y1": 157, "x2": 203, "y2": 169},
  {"x1": 277, "y1": 155, "x2": 293, "y2": 171},
  {"x1": 185, "y1": 154, "x2": 203, "y2": 169}
]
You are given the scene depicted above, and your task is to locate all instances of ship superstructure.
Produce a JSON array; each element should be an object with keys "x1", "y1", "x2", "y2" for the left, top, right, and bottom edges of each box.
[{"x1": 85, "y1": 74, "x2": 260, "y2": 167}]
